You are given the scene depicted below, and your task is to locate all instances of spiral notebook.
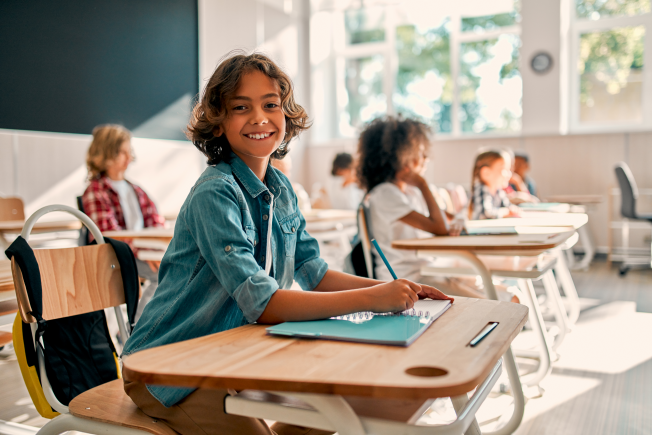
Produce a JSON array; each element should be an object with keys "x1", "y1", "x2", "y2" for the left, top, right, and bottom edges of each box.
[{"x1": 266, "y1": 299, "x2": 452, "y2": 346}]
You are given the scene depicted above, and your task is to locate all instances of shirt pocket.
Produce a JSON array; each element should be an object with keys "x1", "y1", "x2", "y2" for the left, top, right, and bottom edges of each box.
[{"x1": 279, "y1": 214, "x2": 300, "y2": 257}]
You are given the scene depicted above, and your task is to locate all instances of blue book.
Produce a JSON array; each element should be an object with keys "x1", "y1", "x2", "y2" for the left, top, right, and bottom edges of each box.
[{"x1": 266, "y1": 299, "x2": 452, "y2": 346}]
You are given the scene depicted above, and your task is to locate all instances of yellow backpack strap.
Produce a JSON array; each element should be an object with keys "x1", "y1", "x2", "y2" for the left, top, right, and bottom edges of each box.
[{"x1": 11, "y1": 314, "x2": 59, "y2": 419}]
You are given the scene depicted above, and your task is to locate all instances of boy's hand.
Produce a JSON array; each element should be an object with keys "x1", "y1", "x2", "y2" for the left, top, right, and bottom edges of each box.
[
  {"x1": 367, "y1": 279, "x2": 420, "y2": 312},
  {"x1": 507, "y1": 205, "x2": 522, "y2": 218},
  {"x1": 418, "y1": 284, "x2": 454, "y2": 302}
]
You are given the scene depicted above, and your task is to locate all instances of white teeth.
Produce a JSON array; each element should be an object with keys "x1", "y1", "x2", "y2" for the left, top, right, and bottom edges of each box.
[{"x1": 248, "y1": 133, "x2": 270, "y2": 139}]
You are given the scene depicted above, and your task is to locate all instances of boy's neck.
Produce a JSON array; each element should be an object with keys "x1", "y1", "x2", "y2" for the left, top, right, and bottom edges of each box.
[
  {"x1": 233, "y1": 150, "x2": 270, "y2": 182},
  {"x1": 394, "y1": 180, "x2": 407, "y2": 192},
  {"x1": 485, "y1": 184, "x2": 498, "y2": 195}
]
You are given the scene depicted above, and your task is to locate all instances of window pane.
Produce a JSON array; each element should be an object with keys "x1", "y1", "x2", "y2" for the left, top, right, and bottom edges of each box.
[
  {"x1": 340, "y1": 55, "x2": 385, "y2": 136},
  {"x1": 394, "y1": 19, "x2": 452, "y2": 133},
  {"x1": 345, "y1": 8, "x2": 385, "y2": 44},
  {"x1": 576, "y1": 0, "x2": 650, "y2": 20},
  {"x1": 579, "y1": 26, "x2": 644, "y2": 123},
  {"x1": 461, "y1": 0, "x2": 520, "y2": 33},
  {"x1": 459, "y1": 34, "x2": 522, "y2": 133}
]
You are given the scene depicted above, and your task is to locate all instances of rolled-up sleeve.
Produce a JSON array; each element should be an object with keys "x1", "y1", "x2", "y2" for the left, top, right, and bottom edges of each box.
[
  {"x1": 293, "y1": 208, "x2": 329, "y2": 291},
  {"x1": 184, "y1": 179, "x2": 278, "y2": 323}
]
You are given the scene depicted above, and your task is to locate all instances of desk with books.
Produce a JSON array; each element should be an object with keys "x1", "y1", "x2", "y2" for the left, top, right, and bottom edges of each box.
[{"x1": 122, "y1": 297, "x2": 528, "y2": 435}]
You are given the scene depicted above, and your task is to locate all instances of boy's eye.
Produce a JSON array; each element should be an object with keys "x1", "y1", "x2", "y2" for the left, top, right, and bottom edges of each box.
[
  {"x1": 266, "y1": 103, "x2": 279, "y2": 109},
  {"x1": 232, "y1": 105, "x2": 247, "y2": 111}
]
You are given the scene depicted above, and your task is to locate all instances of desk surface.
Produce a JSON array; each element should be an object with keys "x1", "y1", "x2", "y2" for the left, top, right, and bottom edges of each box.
[
  {"x1": 103, "y1": 227, "x2": 174, "y2": 242},
  {"x1": 392, "y1": 229, "x2": 575, "y2": 255},
  {"x1": 0, "y1": 219, "x2": 81, "y2": 234},
  {"x1": 302, "y1": 209, "x2": 356, "y2": 224},
  {"x1": 123, "y1": 297, "x2": 528, "y2": 399},
  {"x1": 466, "y1": 213, "x2": 588, "y2": 230},
  {"x1": 544, "y1": 194, "x2": 604, "y2": 204}
]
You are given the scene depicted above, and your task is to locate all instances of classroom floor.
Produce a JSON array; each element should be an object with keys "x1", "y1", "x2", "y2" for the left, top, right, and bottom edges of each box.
[{"x1": 0, "y1": 258, "x2": 650, "y2": 435}]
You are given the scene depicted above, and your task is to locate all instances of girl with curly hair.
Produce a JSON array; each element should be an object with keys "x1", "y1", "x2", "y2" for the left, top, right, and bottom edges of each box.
[
  {"x1": 121, "y1": 53, "x2": 451, "y2": 435},
  {"x1": 358, "y1": 116, "x2": 495, "y2": 299}
]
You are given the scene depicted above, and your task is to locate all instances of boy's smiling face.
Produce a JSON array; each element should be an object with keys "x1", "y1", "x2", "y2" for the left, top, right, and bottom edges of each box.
[{"x1": 218, "y1": 70, "x2": 286, "y2": 164}]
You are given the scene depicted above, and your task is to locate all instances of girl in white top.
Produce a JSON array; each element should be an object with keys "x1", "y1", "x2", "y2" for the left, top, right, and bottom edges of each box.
[{"x1": 359, "y1": 117, "x2": 502, "y2": 299}]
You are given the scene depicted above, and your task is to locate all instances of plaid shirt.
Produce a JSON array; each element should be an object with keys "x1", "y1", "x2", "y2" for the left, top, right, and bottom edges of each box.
[
  {"x1": 82, "y1": 175, "x2": 164, "y2": 236},
  {"x1": 471, "y1": 181, "x2": 511, "y2": 220}
]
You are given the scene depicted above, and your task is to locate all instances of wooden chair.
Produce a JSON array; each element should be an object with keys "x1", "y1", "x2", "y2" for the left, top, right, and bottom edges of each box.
[
  {"x1": 11, "y1": 205, "x2": 173, "y2": 435},
  {"x1": 0, "y1": 197, "x2": 25, "y2": 221}
]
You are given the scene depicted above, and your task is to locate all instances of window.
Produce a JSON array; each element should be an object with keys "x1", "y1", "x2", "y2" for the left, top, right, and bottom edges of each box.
[
  {"x1": 321, "y1": 0, "x2": 522, "y2": 139},
  {"x1": 569, "y1": 0, "x2": 652, "y2": 131}
]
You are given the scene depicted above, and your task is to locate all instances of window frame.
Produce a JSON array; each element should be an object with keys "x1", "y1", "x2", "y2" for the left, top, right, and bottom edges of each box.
[
  {"x1": 568, "y1": 5, "x2": 652, "y2": 133},
  {"x1": 331, "y1": 4, "x2": 522, "y2": 139}
]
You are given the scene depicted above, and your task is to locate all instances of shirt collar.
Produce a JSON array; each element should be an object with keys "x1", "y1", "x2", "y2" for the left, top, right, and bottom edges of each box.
[{"x1": 229, "y1": 152, "x2": 286, "y2": 198}]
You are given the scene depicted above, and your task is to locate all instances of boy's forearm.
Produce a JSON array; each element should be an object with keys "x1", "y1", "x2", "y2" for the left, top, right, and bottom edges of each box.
[
  {"x1": 313, "y1": 269, "x2": 382, "y2": 292},
  {"x1": 256, "y1": 288, "x2": 371, "y2": 324}
]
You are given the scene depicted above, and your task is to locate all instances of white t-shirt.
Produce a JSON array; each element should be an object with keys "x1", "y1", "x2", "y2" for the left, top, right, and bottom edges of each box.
[
  {"x1": 367, "y1": 182, "x2": 433, "y2": 281},
  {"x1": 107, "y1": 179, "x2": 144, "y2": 231},
  {"x1": 328, "y1": 176, "x2": 364, "y2": 210}
]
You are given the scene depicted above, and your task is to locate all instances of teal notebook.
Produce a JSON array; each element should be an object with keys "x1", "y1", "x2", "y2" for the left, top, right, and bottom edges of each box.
[{"x1": 266, "y1": 299, "x2": 452, "y2": 346}]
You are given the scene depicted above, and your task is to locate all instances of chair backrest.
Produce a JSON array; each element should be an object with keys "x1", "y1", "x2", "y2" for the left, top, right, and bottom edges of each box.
[
  {"x1": 0, "y1": 197, "x2": 25, "y2": 221},
  {"x1": 12, "y1": 244, "x2": 126, "y2": 323},
  {"x1": 357, "y1": 204, "x2": 374, "y2": 278},
  {"x1": 614, "y1": 162, "x2": 638, "y2": 219}
]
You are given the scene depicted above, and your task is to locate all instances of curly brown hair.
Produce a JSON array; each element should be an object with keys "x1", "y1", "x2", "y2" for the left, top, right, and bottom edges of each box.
[
  {"x1": 86, "y1": 124, "x2": 132, "y2": 180},
  {"x1": 356, "y1": 116, "x2": 432, "y2": 192},
  {"x1": 187, "y1": 51, "x2": 310, "y2": 165}
]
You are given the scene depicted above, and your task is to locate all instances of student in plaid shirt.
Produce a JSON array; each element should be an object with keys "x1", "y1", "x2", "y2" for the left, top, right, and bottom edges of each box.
[{"x1": 82, "y1": 124, "x2": 164, "y2": 322}]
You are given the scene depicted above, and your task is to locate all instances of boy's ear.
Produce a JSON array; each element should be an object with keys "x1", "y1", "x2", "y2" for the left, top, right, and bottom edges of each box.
[
  {"x1": 212, "y1": 126, "x2": 223, "y2": 137},
  {"x1": 479, "y1": 166, "x2": 489, "y2": 180}
]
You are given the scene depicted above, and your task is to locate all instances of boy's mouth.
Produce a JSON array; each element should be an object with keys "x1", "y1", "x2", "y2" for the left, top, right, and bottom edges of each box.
[{"x1": 244, "y1": 132, "x2": 275, "y2": 140}]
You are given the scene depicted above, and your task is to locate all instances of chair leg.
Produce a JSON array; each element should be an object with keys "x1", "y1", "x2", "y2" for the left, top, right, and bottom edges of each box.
[
  {"x1": 451, "y1": 395, "x2": 481, "y2": 435},
  {"x1": 37, "y1": 413, "x2": 151, "y2": 435}
]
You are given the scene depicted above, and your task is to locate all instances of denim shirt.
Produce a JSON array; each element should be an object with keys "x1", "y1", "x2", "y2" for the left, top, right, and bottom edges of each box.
[{"x1": 122, "y1": 153, "x2": 329, "y2": 407}]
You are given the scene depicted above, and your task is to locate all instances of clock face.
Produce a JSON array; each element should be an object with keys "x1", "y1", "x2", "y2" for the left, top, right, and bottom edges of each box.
[{"x1": 531, "y1": 52, "x2": 552, "y2": 74}]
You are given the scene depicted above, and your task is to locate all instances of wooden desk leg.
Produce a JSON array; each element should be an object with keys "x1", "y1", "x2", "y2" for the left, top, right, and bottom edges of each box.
[
  {"x1": 516, "y1": 279, "x2": 553, "y2": 387},
  {"x1": 446, "y1": 251, "x2": 525, "y2": 435}
]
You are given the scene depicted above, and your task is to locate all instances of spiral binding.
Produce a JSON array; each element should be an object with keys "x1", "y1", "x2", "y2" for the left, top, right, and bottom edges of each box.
[{"x1": 332, "y1": 309, "x2": 431, "y2": 321}]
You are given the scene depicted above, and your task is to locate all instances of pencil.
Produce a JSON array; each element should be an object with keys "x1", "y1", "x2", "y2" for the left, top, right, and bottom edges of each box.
[{"x1": 371, "y1": 239, "x2": 398, "y2": 280}]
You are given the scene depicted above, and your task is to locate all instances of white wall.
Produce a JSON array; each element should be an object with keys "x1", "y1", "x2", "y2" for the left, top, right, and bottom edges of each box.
[{"x1": 0, "y1": 129, "x2": 205, "y2": 222}]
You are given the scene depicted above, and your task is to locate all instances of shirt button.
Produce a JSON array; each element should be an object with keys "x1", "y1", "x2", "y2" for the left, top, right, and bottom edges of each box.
[
  {"x1": 265, "y1": 194, "x2": 270, "y2": 201},
  {"x1": 224, "y1": 245, "x2": 232, "y2": 252},
  {"x1": 263, "y1": 215, "x2": 269, "y2": 220},
  {"x1": 292, "y1": 227, "x2": 296, "y2": 232},
  {"x1": 261, "y1": 255, "x2": 265, "y2": 261}
]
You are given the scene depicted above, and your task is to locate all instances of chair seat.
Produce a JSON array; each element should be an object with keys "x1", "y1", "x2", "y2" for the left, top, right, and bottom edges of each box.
[{"x1": 69, "y1": 379, "x2": 177, "y2": 435}]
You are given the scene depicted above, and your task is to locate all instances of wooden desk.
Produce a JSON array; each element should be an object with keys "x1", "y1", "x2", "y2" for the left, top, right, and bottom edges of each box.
[
  {"x1": 103, "y1": 228, "x2": 174, "y2": 244},
  {"x1": 124, "y1": 297, "x2": 528, "y2": 434},
  {"x1": 466, "y1": 213, "x2": 588, "y2": 230},
  {"x1": 0, "y1": 219, "x2": 81, "y2": 235},
  {"x1": 393, "y1": 230, "x2": 575, "y2": 257},
  {"x1": 544, "y1": 194, "x2": 604, "y2": 205},
  {"x1": 302, "y1": 209, "x2": 356, "y2": 224}
]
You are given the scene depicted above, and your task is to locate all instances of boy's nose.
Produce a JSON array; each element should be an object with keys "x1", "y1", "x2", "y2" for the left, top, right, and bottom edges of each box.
[{"x1": 250, "y1": 107, "x2": 268, "y2": 124}]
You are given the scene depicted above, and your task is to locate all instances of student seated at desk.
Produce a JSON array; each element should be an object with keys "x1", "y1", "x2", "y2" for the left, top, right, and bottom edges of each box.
[
  {"x1": 121, "y1": 52, "x2": 452, "y2": 435},
  {"x1": 469, "y1": 150, "x2": 522, "y2": 220},
  {"x1": 510, "y1": 150, "x2": 538, "y2": 196},
  {"x1": 327, "y1": 152, "x2": 364, "y2": 210},
  {"x1": 82, "y1": 124, "x2": 164, "y2": 322},
  {"x1": 357, "y1": 116, "x2": 509, "y2": 300}
]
